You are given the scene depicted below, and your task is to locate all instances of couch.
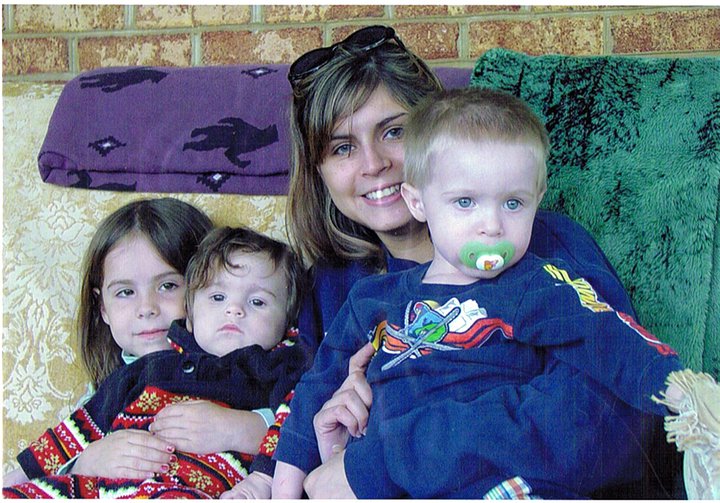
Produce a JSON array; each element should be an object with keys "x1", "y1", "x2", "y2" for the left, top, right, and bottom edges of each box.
[{"x1": 3, "y1": 49, "x2": 719, "y2": 489}]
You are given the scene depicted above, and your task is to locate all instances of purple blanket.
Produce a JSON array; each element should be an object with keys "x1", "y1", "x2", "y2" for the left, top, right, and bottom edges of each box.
[{"x1": 38, "y1": 65, "x2": 471, "y2": 195}]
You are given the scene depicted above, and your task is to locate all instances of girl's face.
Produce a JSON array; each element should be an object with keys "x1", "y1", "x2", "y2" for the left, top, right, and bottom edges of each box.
[
  {"x1": 319, "y1": 85, "x2": 417, "y2": 240},
  {"x1": 97, "y1": 234, "x2": 185, "y2": 357}
]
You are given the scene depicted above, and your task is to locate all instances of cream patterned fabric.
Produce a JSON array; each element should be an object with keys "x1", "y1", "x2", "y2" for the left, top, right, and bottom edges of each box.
[{"x1": 2, "y1": 82, "x2": 288, "y2": 472}]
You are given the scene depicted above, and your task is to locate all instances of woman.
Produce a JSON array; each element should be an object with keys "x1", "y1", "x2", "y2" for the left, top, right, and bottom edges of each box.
[{"x1": 271, "y1": 26, "x2": 674, "y2": 498}]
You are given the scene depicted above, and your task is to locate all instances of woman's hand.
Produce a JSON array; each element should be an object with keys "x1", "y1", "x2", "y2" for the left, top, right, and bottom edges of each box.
[
  {"x1": 220, "y1": 472, "x2": 272, "y2": 499},
  {"x1": 71, "y1": 430, "x2": 175, "y2": 479},
  {"x1": 150, "y1": 400, "x2": 266, "y2": 454},
  {"x1": 313, "y1": 342, "x2": 374, "y2": 462},
  {"x1": 304, "y1": 448, "x2": 357, "y2": 499}
]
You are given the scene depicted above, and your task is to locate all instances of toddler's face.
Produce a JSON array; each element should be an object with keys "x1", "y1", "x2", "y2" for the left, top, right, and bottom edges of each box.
[
  {"x1": 403, "y1": 139, "x2": 545, "y2": 284},
  {"x1": 189, "y1": 251, "x2": 289, "y2": 357},
  {"x1": 98, "y1": 234, "x2": 184, "y2": 357}
]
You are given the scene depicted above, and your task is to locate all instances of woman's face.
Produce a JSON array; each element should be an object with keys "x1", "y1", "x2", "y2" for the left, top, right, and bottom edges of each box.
[{"x1": 318, "y1": 85, "x2": 415, "y2": 238}]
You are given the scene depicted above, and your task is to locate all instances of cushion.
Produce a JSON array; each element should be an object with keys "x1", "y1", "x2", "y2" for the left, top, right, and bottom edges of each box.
[
  {"x1": 470, "y1": 48, "x2": 720, "y2": 376},
  {"x1": 38, "y1": 65, "x2": 472, "y2": 196}
]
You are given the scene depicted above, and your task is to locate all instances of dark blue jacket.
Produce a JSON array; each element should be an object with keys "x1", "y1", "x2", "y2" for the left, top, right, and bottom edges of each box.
[{"x1": 278, "y1": 250, "x2": 682, "y2": 498}]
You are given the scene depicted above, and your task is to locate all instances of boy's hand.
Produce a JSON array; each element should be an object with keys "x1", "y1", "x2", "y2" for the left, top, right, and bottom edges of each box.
[
  {"x1": 150, "y1": 400, "x2": 266, "y2": 454},
  {"x1": 220, "y1": 472, "x2": 272, "y2": 499},
  {"x1": 272, "y1": 461, "x2": 306, "y2": 499},
  {"x1": 71, "y1": 430, "x2": 174, "y2": 479},
  {"x1": 304, "y1": 448, "x2": 357, "y2": 499},
  {"x1": 314, "y1": 342, "x2": 374, "y2": 462}
]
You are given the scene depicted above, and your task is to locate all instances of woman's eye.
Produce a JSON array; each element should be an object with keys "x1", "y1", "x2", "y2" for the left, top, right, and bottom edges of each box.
[
  {"x1": 332, "y1": 143, "x2": 354, "y2": 157},
  {"x1": 456, "y1": 197, "x2": 473, "y2": 209},
  {"x1": 384, "y1": 126, "x2": 404, "y2": 141},
  {"x1": 249, "y1": 298, "x2": 266, "y2": 308},
  {"x1": 505, "y1": 199, "x2": 522, "y2": 211}
]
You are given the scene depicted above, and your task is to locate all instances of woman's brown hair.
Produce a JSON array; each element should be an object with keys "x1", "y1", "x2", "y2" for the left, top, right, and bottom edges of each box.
[{"x1": 286, "y1": 31, "x2": 442, "y2": 271}]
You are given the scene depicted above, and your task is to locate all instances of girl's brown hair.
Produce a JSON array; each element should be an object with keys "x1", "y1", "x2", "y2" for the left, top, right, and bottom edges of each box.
[
  {"x1": 77, "y1": 198, "x2": 212, "y2": 388},
  {"x1": 286, "y1": 32, "x2": 443, "y2": 271}
]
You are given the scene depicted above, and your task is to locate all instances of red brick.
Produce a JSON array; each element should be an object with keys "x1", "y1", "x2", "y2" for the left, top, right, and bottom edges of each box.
[
  {"x1": 13, "y1": 5, "x2": 123, "y2": 32},
  {"x1": 264, "y1": 5, "x2": 384, "y2": 23},
  {"x1": 331, "y1": 23, "x2": 459, "y2": 61},
  {"x1": 202, "y1": 28, "x2": 323, "y2": 65},
  {"x1": 395, "y1": 5, "x2": 521, "y2": 18},
  {"x1": 135, "y1": 5, "x2": 193, "y2": 29},
  {"x1": 611, "y1": 9, "x2": 720, "y2": 53},
  {"x1": 2, "y1": 37, "x2": 68, "y2": 75},
  {"x1": 192, "y1": 5, "x2": 252, "y2": 26},
  {"x1": 77, "y1": 34, "x2": 191, "y2": 71},
  {"x1": 469, "y1": 16, "x2": 604, "y2": 57}
]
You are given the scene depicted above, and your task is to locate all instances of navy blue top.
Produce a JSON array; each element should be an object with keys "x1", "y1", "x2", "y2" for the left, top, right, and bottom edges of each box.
[
  {"x1": 279, "y1": 211, "x2": 682, "y2": 498},
  {"x1": 279, "y1": 254, "x2": 682, "y2": 498},
  {"x1": 298, "y1": 210, "x2": 636, "y2": 357}
]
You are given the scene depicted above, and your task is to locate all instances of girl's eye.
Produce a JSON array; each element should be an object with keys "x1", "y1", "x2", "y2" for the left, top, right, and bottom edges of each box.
[
  {"x1": 505, "y1": 199, "x2": 522, "y2": 211},
  {"x1": 249, "y1": 298, "x2": 266, "y2": 308},
  {"x1": 115, "y1": 288, "x2": 134, "y2": 298},
  {"x1": 455, "y1": 197, "x2": 474, "y2": 209},
  {"x1": 210, "y1": 293, "x2": 226, "y2": 302},
  {"x1": 384, "y1": 126, "x2": 404, "y2": 141}
]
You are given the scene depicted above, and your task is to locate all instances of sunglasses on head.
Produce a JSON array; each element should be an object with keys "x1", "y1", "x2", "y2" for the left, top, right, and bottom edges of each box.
[{"x1": 288, "y1": 25, "x2": 407, "y2": 85}]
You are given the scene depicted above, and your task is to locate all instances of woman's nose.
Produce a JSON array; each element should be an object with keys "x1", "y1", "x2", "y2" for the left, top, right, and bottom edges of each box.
[{"x1": 360, "y1": 144, "x2": 391, "y2": 176}]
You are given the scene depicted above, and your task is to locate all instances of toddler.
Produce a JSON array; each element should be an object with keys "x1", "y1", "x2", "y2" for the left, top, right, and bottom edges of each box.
[{"x1": 274, "y1": 88, "x2": 689, "y2": 498}]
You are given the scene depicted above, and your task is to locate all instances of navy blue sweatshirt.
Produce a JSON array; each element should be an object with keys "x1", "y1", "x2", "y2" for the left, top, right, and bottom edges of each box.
[{"x1": 277, "y1": 252, "x2": 682, "y2": 498}]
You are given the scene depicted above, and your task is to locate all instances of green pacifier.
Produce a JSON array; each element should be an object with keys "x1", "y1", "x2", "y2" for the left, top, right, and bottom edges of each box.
[{"x1": 459, "y1": 241, "x2": 515, "y2": 272}]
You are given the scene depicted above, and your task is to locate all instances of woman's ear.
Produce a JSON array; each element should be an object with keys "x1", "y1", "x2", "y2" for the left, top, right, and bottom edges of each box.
[
  {"x1": 94, "y1": 288, "x2": 110, "y2": 325},
  {"x1": 401, "y1": 182, "x2": 427, "y2": 223}
]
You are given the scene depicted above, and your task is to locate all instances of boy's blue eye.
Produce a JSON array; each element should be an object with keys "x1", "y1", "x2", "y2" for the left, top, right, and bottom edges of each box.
[
  {"x1": 505, "y1": 199, "x2": 522, "y2": 211},
  {"x1": 456, "y1": 197, "x2": 473, "y2": 209}
]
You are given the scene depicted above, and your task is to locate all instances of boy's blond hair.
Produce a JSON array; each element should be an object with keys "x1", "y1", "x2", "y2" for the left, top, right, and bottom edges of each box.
[{"x1": 404, "y1": 88, "x2": 550, "y2": 192}]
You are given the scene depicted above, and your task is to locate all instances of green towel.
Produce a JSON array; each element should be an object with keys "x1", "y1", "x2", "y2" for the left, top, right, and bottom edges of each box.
[{"x1": 471, "y1": 48, "x2": 720, "y2": 377}]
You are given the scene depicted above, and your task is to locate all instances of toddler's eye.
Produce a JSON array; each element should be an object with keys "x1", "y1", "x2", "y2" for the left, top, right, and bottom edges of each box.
[
  {"x1": 505, "y1": 199, "x2": 522, "y2": 211},
  {"x1": 210, "y1": 293, "x2": 226, "y2": 302},
  {"x1": 249, "y1": 298, "x2": 266, "y2": 307},
  {"x1": 456, "y1": 197, "x2": 473, "y2": 209},
  {"x1": 159, "y1": 281, "x2": 180, "y2": 292}
]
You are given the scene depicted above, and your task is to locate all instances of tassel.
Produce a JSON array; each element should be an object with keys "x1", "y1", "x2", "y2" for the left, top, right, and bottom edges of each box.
[{"x1": 652, "y1": 369, "x2": 720, "y2": 500}]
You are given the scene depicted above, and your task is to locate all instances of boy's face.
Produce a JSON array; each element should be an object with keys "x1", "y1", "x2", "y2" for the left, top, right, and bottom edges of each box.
[
  {"x1": 188, "y1": 251, "x2": 289, "y2": 356},
  {"x1": 402, "y1": 139, "x2": 545, "y2": 284}
]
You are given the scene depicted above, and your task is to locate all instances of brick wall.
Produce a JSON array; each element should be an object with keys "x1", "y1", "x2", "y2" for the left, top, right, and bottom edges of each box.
[{"x1": 3, "y1": 4, "x2": 720, "y2": 81}]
